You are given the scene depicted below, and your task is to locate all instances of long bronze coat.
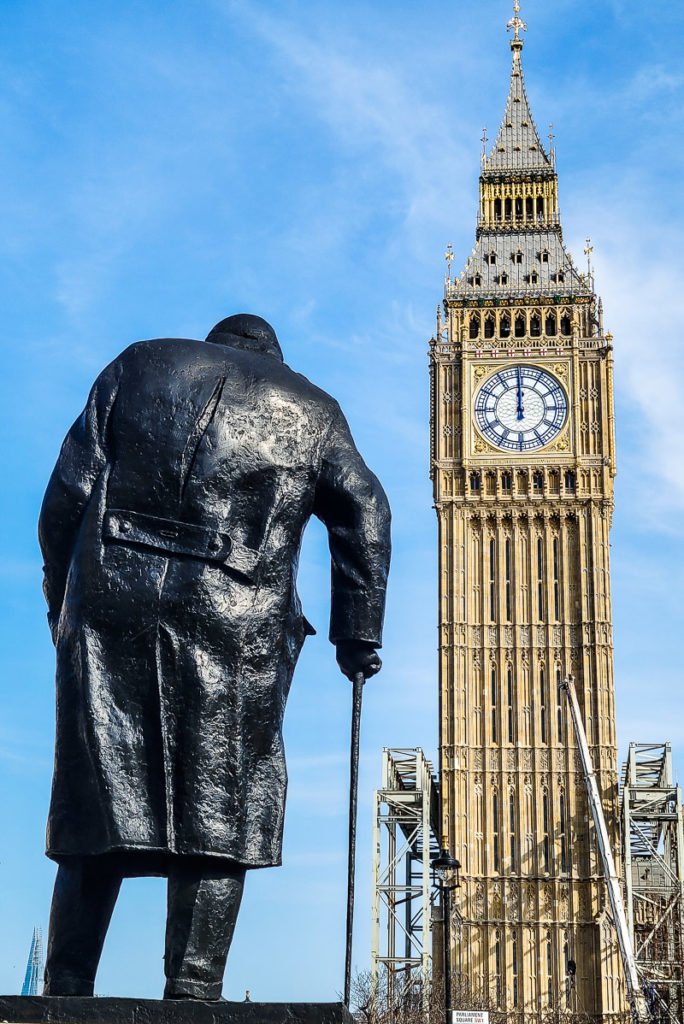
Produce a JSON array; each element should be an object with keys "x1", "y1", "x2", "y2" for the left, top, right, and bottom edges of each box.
[{"x1": 39, "y1": 331, "x2": 390, "y2": 868}]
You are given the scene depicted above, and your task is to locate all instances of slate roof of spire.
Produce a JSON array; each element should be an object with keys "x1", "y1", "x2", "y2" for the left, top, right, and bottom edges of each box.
[
  {"x1": 484, "y1": 51, "x2": 553, "y2": 173},
  {"x1": 448, "y1": 230, "x2": 592, "y2": 300}
]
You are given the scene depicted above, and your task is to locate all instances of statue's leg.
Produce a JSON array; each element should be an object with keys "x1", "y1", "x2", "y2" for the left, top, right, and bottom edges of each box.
[
  {"x1": 44, "y1": 859, "x2": 122, "y2": 996},
  {"x1": 163, "y1": 859, "x2": 246, "y2": 1000}
]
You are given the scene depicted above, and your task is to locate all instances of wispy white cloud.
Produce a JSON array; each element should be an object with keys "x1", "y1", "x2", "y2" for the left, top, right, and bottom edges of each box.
[
  {"x1": 567, "y1": 185, "x2": 684, "y2": 522},
  {"x1": 0, "y1": 724, "x2": 52, "y2": 771},
  {"x1": 0, "y1": 747, "x2": 52, "y2": 769},
  {"x1": 215, "y1": 4, "x2": 684, "y2": 532},
  {"x1": 625, "y1": 64, "x2": 684, "y2": 103},
  {"x1": 221, "y1": 0, "x2": 476, "y2": 249}
]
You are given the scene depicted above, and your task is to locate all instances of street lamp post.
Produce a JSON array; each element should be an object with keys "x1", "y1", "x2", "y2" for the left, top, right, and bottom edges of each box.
[{"x1": 433, "y1": 843, "x2": 461, "y2": 1024}]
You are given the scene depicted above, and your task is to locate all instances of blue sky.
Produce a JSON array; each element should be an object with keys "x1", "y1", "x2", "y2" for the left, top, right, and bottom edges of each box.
[{"x1": 1, "y1": 0, "x2": 683, "y2": 1003}]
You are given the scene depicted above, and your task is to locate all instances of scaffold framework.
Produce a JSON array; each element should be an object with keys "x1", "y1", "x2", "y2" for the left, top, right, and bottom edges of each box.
[
  {"x1": 621, "y1": 743, "x2": 684, "y2": 1024},
  {"x1": 371, "y1": 747, "x2": 440, "y2": 1010}
]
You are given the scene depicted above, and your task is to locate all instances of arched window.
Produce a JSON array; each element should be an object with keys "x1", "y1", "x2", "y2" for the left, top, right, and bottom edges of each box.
[
  {"x1": 470, "y1": 472, "x2": 481, "y2": 492},
  {"x1": 492, "y1": 789, "x2": 500, "y2": 872},
  {"x1": 484, "y1": 316, "x2": 495, "y2": 339},
  {"x1": 473, "y1": 535, "x2": 482, "y2": 624},
  {"x1": 509, "y1": 788, "x2": 516, "y2": 868},
  {"x1": 540, "y1": 666, "x2": 547, "y2": 744},
  {"x1": 515, "y1": 314, "x2": 526, "y2": 338},
  {"x1": 490, "y1": 538, "x2": 496, "y2": 620},
  {"x1": 512, "y1": 931, "x2": 519, "y2": 1007},
  {"x1": 515, "y1": 196, "x2": 523, "y2": 219},
  {"x1": 547, "y1": 933, "x2": 554, "y2": 1006},
  {"x1": 494, "y1": 198, "x2": 502, "y2": 221},
  {"x1": 537, "y1": 537, "x2": 544, "y2": 618},
  {"x1": 525, "y1": 196, "x2": 533, "y2": 219},
  {"x1": 500, "y1": 313, "x2": 511, "y2": 337},
  {"x1": 560, "y1": 789, "x2": 567, "y2": 872},
  {"x1": 524, "y1": 787, "x2": 533, "y2": 868},
  {"x1": 501, "y1": 471, "x2": 512, "y2": 491},
  {"x1": 564, "y1": 470, "x2": 576, "y2": 491},
  {"x1": 533, "y1": 471, "x2": 544, "y2": 492},
  {"x1": 553, "y1": 538, "x2": 560, "y2": 620},
  {"x1": 507, "y1": 668, "x2": 514, "y2": 743},
  {"x1": 495, "y1": 931, "x2": 502, "y2": 1007},
  {"x1": 491, "y1": 667, "x2": 498, "y2": 745},
  {"x1": 537, "y1": 196, "x2": 545, "y2": 220},
  {"x1": 469, "y1": 314, "x2": 480, "y2": 339},
  {"x1": 505, "y1": 197, "x2": 512, "y2": 220},
  {"x1": 505, "y1": 538, "x2": 512, "y2": 621},
  {"x1": 545, "y1": 313, "x2": 557, "y2": 336},
  {"x1": 557, "y1": 667, "x2": 563, "y2": 741},
  {"x1": 560, "y1": 313, "x2": 572, "y2": 336},
  {"x1": 530, "y1": 314, "x2": 541, "y2": 337},
  {"x1": 543, "y1": 791, "x2": 550, "y2": 872}
]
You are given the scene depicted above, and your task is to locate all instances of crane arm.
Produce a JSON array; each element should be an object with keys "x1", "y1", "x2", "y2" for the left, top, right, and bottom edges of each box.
[{"x1": 560, "y1": 675, "x2": 650, "y2": 1024}]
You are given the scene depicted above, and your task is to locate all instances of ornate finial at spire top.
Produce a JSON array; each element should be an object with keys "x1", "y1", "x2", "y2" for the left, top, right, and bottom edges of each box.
[{"x1": 507, "y1": 0, "x2": 527, "y2": 53}]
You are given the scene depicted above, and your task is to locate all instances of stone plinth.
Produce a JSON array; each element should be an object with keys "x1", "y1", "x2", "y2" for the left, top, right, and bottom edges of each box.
[{"x1": 0, "y1": 997, "x2": 354, "y2": 1024}]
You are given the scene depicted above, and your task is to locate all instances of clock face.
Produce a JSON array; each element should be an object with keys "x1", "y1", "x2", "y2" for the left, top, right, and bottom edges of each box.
[{"x1": 474, "y1": 366, "x2": 568, "y2": 452}]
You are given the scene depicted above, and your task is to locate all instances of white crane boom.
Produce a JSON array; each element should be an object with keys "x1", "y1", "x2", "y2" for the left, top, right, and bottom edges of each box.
[{"x1": 560, "y1": 675, "x2": 650, "y2": 1024}]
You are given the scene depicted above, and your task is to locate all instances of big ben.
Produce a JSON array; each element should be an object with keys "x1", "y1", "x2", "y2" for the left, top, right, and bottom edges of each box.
[{"x1": 430, "y1": 5, "x2": 626, "y2": 1021}]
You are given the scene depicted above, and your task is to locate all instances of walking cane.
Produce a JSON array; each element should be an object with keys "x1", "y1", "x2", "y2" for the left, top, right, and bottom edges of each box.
[{"x1": 344, "y1": 670, "x2": 365, "y2": 1009}]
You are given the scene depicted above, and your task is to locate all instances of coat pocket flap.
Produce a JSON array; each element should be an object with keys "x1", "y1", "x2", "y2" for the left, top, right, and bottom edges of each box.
[{"x1": 104, "y1": 509, "x2": 235, "y2": 566}]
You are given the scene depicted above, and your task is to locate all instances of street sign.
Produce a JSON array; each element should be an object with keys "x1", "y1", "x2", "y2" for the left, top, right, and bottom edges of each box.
[{"x1": 452, "y1": 1013, "x2": 489, "y2": 1024}]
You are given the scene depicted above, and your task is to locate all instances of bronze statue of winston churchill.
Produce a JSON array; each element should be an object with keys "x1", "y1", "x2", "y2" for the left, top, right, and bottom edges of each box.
[{"x1": 39, "y1": 314, "x2": 391, "y2": 999}]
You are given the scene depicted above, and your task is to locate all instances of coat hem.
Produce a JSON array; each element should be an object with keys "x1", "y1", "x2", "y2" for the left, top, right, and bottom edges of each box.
[{"x1": 46, "y1": 844, "x2": 280, "y2": 871}]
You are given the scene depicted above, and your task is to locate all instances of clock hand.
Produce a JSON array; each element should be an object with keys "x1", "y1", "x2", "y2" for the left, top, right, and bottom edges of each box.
[{"x1": 517, "y1": 367, "x2": 524, "y2": 421}]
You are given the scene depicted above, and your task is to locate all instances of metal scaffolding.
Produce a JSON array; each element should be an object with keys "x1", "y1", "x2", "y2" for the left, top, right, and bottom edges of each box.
[
  {"x1": 621, "y1": 743, "x2": 684, "y2": 1024},
  {"x1": 371, "y1": 747, "x2": 440, "y2": 1010}
]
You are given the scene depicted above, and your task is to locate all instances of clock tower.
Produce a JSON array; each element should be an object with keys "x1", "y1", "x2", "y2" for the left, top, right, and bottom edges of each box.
[{"x1": 430, "y1": 6, "x2": 625, "y2": 1020}]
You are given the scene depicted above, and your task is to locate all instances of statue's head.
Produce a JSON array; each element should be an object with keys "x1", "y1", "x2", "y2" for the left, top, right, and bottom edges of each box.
[{"x1": 206, "y1": 314, "x2": 283, "y2": 362}]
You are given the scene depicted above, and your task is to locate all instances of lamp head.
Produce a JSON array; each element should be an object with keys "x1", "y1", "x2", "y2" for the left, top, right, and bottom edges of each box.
[{"x1": 433, "y1": 847, "x2": 461, "y2": 885}]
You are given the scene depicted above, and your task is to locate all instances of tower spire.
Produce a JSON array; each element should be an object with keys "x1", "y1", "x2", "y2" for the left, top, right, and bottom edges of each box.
[{"x1": 483, "y1": 2, "x2": 550, "y2": 174}]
